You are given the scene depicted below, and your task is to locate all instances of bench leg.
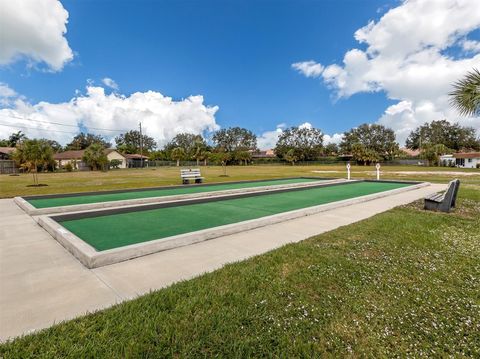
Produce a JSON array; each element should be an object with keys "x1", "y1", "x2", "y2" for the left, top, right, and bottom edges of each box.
[
  {"x1": 182, "y1": 179, "x2": 190, "y2": 185},
  {"x1": 195, "y1": 178, "x2": 202, "y2": 184}
]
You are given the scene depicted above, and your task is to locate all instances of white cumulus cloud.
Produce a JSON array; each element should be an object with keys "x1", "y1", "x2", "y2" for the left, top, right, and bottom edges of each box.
[
  {"x1": 257, "y1": 124, "x2": 285, "y2": 150},
  {"x1": 0, "y1": 83, "x2": 17, "y2": 98},
  {"x1": 291, "y1": 61, "x2": 324, "y2": 78},
  {"x1": 102, "y1": 78, "x2": 119, "y2": 90},
  {"x1": 257, "y1": 121, "x2": 341, "y2": 149},
  {"x1": 0, "y1": 0, "x2": 73, "y2": 71},
  {"x1": 0, "y1": 85, "x2": 219, "y2": 147},
  {"x1": 293, "y1": 0, "x2": 480, "y2": 144},
  {"x1": 461, "y1": 39, "x2": 480, "y2": 53},
  {"x1": 323, "y1": 133, "x2": 343, "y2": 145}
]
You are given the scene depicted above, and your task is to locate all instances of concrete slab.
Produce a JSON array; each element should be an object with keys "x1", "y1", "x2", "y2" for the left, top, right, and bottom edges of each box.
[{"x1": 0, "y1": 183, "x2": 445, "y2": 341}]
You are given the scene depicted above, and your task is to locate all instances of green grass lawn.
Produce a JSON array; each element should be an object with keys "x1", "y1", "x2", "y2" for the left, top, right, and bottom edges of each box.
[
  {"x1": 1, "y1": 185, "x2": 478, "y2": 357},
  {"x1": 1, "y1": 164, "x2": 479, "y2": 198}
]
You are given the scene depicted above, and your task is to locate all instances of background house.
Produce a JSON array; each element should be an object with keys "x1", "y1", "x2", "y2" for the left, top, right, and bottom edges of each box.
[
  {"x1": 453, "y1": 152, "x2": 480, "y2": 168},
  {"x1": 124, "y1": 154, "x2": 149, "y2": 168},
  {"x1": 0, "y1": 147, "x2": 17, "y2": 174},
  {"x1": 54, "y1": 149, "x2": 127, "y2": 170},
  {"x1": 252, "y1": 149, "x2": 275, "y2": 159},
  {"x1": 439, "y1": 154, "x2": 455, "y2": 166},
  {"x1": 0, "y1": 147, "x2": 15, "y2": 160}
]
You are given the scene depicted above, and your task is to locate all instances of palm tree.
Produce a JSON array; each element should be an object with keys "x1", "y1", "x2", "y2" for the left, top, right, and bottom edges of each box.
[
  {"x1": 449, "y1": 68, "x2": 480, "y2": 116},
  {"x1": 13, "y1": 139, "x2": 54, "y2": 186},
  {"x1": 171, "y1": 147, "x2": 185, "y2": 167},
  {"x1": 82, "y1": 143, "x2": 108, "y2": 170},
  {"x1": 284, "y1": 149, "x2": 298, "y2": 166}
]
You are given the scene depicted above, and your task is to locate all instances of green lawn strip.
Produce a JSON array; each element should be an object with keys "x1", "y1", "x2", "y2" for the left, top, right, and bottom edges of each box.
[
  {"x1": 61, "y1": 181, "x2": 409, "y2": 251},
  {"x1": 1, "y1": 190, "x2": 478, "y2": 357},
  {"x1": 27, "y1": 178, "x2": 320, "y2": 209}
]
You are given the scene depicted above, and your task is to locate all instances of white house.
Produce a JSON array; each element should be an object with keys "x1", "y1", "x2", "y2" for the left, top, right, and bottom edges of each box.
[
  {"x1": 453, "y1": 152, "x2": 480, "y2": 169},
  {"x1": 439, "y1": 154, "x2": 455, "y2": 166},
  {"x1": 54, "y1": 149, "x2": 127, "y2": 170}
]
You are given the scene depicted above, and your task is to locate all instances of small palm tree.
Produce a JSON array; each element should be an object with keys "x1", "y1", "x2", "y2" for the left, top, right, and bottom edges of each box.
[
  {"x1": 13, "y1": 139, "x2": 54, "y2": 186},
  {"x1": 284, "y1": 149, "x2": 298, "y2": 165},
  {"x1": 82, "y1": 143, "x2": 108, "y2": 170},
  {"x1": 171, "y1": 147, "x2": 186, "y2": 167},
  {"x1": 449, "y1": 68, "x2": 480, "y2": 116}
]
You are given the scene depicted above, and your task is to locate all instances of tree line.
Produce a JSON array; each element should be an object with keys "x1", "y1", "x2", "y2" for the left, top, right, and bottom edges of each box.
[
  {"x1": 1, "y1": 67, "x2": 479, "y2": 180},
  {"x1": 2, "y1": 119, "x2": 479, "y2": 171}
]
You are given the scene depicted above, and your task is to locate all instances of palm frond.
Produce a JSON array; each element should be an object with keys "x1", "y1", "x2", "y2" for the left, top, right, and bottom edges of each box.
[{"x1": 449, "y1": 68, "x2": 480, "y2": 117}]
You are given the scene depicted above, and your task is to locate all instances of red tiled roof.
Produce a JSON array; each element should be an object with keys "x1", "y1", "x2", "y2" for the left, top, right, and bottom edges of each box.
[{"x1": 453, "y1": 152, "x2": 480, "y2": 159}]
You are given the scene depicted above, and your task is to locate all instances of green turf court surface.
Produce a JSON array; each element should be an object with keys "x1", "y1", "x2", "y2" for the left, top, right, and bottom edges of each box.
[
  {"x1": 27, "y1": 178, "x2": 323, "y2": 209},
  {"x1": 60, "y1": 181, "x2": 411, "y2": 251}
]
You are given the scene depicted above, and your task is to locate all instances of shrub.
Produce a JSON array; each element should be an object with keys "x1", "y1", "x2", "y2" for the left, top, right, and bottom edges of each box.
[
  {"x1": 110, "y1": 159, "x2": 123, "y2": 169},
  {"x1": 64, "y1": 163, "x2": 73, "y2": 172}
]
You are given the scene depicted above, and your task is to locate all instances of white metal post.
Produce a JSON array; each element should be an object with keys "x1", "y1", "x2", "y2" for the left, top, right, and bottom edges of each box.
[
  {"x1": 346, "y1": 163, "x2": 351, "y2": 180},
  {"x1": 376, "y1": 163, "x2": 381, "y2": 180}
]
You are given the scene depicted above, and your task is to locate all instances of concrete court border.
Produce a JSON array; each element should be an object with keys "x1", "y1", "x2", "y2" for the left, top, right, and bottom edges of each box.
[
  {"x1": 15, "y1": 177, "x2": 341, "y2": 216},
  {"x1": 38, "y1": 181, "x2": 430, "y2": 269}
]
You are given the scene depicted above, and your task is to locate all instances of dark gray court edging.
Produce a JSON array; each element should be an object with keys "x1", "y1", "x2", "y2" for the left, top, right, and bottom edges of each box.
[
  {"x1": 37, "y1": 181, "x2": 430, "y2": 269},
  {"x1": 15, "y1": 177, "x2": 344, "y2": 216}
]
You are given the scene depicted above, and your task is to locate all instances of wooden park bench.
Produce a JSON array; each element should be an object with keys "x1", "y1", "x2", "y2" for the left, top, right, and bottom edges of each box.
[
  {"x1": 424, "y1": 179, "x2": 460, "y2": 213},
  {"x1": 180, "y1": 168, "x2": 204, "y2": 184}
]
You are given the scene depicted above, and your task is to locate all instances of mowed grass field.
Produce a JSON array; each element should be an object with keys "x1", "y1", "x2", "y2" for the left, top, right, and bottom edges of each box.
[
  {"x1": 1, "y1": 164, "x2": 479, "y2": 198},
  {"x1": 0, "y1": 165, "x2": 479, "y2": 356}
]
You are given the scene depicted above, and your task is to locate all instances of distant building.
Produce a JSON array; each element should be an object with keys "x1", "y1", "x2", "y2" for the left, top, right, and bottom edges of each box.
[
  {"x1": 252, "y1": 149, "x2": 275, "y2": 159},
  {"x1": 0, "y1": 147, "x2": 17, "y2": 174},
  {"x1": 400, "y1": 148, "x2": 421, "y2": 157},
  {"x1": 54, "y1": 149, "x2": 127, "y2": 170},
  {"x1": 124, "y1": 153, "x2": 149, "y2": 168},
  {"x1": 0, "y1": 147, "x2": 15, "y2": 160},
  {"x1": 439, "y1": 154, "x2": 455, "y2": 166},
  {"x1": 453, "y1": 152, "x2": 480, "y2": 169}
]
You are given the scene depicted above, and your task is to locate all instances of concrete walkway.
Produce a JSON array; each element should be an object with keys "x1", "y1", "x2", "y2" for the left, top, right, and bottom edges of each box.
[{"x1": 0, "y1": 183, "x2": 445, "y2": 341}]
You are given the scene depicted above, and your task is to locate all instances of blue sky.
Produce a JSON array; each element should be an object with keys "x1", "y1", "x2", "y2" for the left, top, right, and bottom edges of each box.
[{"x1": 0, "y1": 0, "x2": 479, "y2": 148}]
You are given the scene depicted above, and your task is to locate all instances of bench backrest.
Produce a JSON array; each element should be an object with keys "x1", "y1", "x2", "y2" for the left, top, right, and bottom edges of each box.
[
  {"x1": 180, "y1": 168, "x2": 202, "y2": 178},
  {"x1": 440, "y1": 179, "x2": 459, "y2": 211},
  {"x1": 451, "y1": 179, "x2": 460, "y2": 208}
]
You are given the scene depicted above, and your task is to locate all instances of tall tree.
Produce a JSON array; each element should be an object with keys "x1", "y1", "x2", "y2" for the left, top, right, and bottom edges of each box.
[
  {"x1": 115, "y1": 130, "x2": 156, "y2": 154},
  {"x1": 274, "y1": 126, "x2": 324, "y2": 161},
  {"x1": 82, "y1": 143, "x2": 108, "y2": 170},
  {"x1": 324, "y1": 143, "x2": 339, "y2": 156},
  {"x1": 66, "y1": 133, "x2": 111, "y2": 150},
  {"x1": 420, "y1": 144, "x2": 452, "y2": 166},
  {"x1": 351, "y1": 143, "x2": 380, "y2": 165},
  {"x1": 171, "y1": 147, "x2": 186, "y2": 167},
  {"x1": 164, "y1": 133, "x2": 206, "y2": 160},
  {"x1": 13, "y1": 139, "x2": 54, "y2": 185},
  {"x1": 212, "y1": 127, "x2": 257, "y2": 153},
  {"x1": 405, "y1": 120, "x2": 479, "y2": 151},
  {"x1": 8, "y1": 131, "x2": 27, "y2": 147},
  {"x1": 449, "y1": 68, "x2": 480, "y2": 117},
  {"x1": 42, "y1": 139, "x2": 63, "y2": 153},
  {"x1": 340, "y1": 124, "x2": 398, "y2": 161}
]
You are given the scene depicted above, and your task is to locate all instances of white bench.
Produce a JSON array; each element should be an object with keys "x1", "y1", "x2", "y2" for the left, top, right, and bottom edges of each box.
[{"x1": 180, "y1": 168, "x2": 204, "y2": 184}]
